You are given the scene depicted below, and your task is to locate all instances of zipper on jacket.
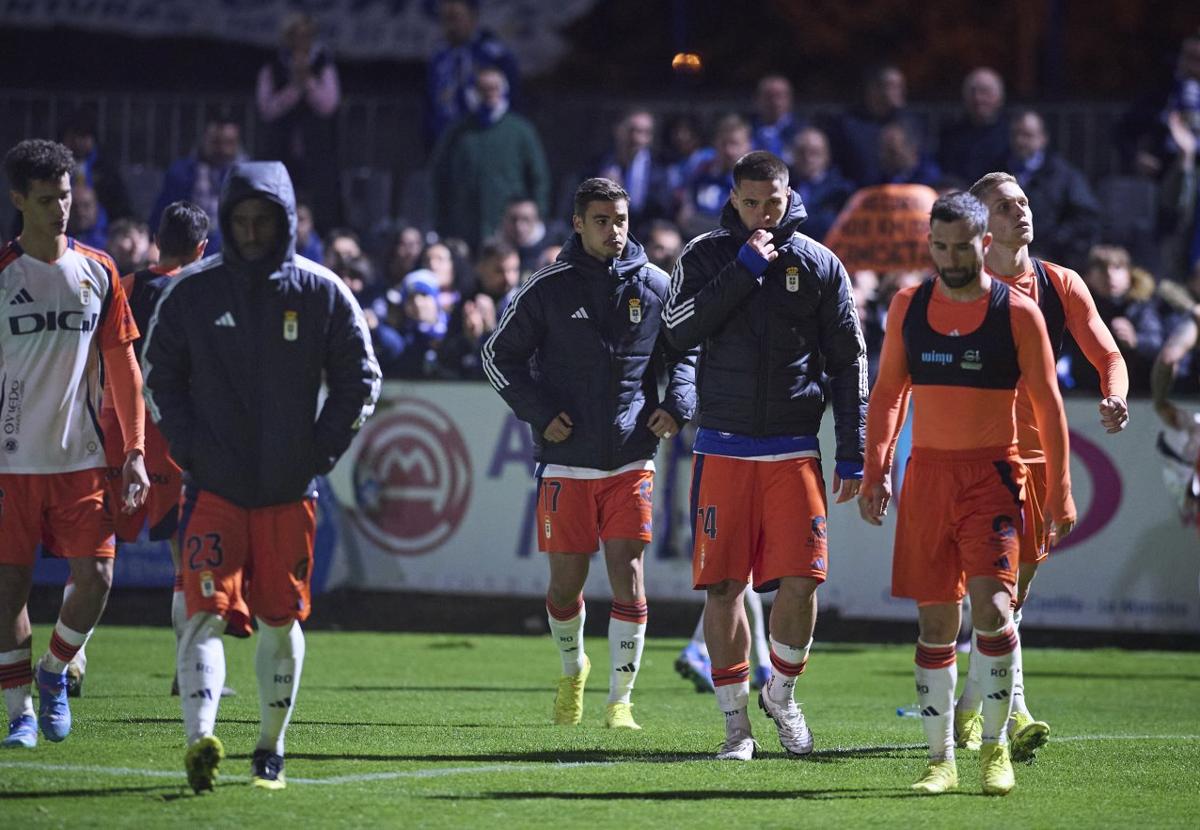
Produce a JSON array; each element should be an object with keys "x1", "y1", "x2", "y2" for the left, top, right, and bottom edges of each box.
[{"x1": 754, "y1": 294, "x2": 769, "y2": 434}]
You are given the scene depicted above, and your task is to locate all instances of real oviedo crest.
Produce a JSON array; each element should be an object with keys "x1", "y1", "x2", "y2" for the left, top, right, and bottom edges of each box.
[
  {"x1": 628, "y1": 298, "x2": 642, "y2": 323},
  {"x1": 785, "y1": 266, "x2": 800, "y2": 293}
]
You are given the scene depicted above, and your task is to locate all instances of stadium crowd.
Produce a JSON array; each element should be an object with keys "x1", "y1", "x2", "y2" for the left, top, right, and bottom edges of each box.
[{"x1": 7, "y1": 10, "x2": 1200, "y2": 393}]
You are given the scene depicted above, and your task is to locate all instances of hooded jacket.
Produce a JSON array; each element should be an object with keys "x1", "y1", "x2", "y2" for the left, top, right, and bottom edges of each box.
[
  {"x1": 142, "y1": 161, "x2": 381, "y2": 508},
  {"x1": 483, "y1": 233, "x2": 697, "y2": 470},
  {"x1": 663, "y1": 190, "x2": 867, "y2": 471}
]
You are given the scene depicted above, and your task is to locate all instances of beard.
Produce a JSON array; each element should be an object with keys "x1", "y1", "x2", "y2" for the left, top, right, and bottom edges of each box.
[{"x1": 937, "y1": 267, "x2": 977, "y2": 289}]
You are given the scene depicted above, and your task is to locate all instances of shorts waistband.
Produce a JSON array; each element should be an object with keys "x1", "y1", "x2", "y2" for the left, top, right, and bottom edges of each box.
[{"x1": 910, "y1": 445, "x2": 1020, "y2": 464}]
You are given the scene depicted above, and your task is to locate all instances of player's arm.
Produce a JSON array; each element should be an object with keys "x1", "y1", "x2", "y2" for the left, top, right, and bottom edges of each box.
[
  {"x1": 649, "y1": 330, "x2": 698, "y2": 439},
  {"x1": 141, "y1": 288, "x2": 198, "y2": 470},
  {"x1": 1013, "y1": 299, "x2": 1077, "y2": 541},
  {"x1": 858, "y1": 290, "x2": 913, "y2": 525},
  {"x1": 313, "y1": 282, "x2": 383, "y2": 475},
  {"x1": 661, "y1": 237, "x2": 763, "y2": 350},
  {"x1": 482, "y1": 281, "x2": 562, "y2": 435},
  {"x1": 1062, "y1": 269, "x2": 1130, "y2": 432},
  {"x1": 98, "y1": 267, "x2": 149, "y2": 511},
  {"x1": 1151, "y1": 317, "x2": 1198, "y2": 428},
  {"x1": 817, "y1": 255, "x2": 868, "y2": 502}
]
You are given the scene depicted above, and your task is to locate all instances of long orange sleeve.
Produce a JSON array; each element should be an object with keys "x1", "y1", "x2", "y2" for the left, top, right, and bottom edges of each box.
[
  {"x1": 1009, "y1": 293, "x2": 1075, "y2": 523},
  {"x1": 103, "y1": 342, "x2": 146, "y2": 455},
  {"x1": 863, "y1": 292, "x2": 914, "y2": 489}
]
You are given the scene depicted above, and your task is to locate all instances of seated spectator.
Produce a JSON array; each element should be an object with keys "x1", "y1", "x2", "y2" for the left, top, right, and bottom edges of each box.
[
  {"x1": 878, "y1": 121, "x2": 941, "y2": 187},
  {"x1": 430, "y1": 66, "x2": 550, "y2": 250},
  {"x1": 1008, "y1": 109, "x2": 1102, "y2": 270},
  {"x1": 938, "y1": 67, "x2": 1010, "y2": 184},
  {"x1": 151, "y1": 113, "x2": 245, "y2": 252},
  {"x1": 591, "y1": 109, "x2": 669, "y2": 233},
  {"x1": 825, "y1": 63, "x2": 919, "y2": 188},
  {"x1": 296, "y1": 202, "x2": 324, "y2": 263},
  {"x1": 324, "y1": 228, "x2": 378, "y2": 304},
  {"x1": 497, "y1": 196, "x2": 554, "y2": 279},
  {"x1": 420, "y1": 240, "x2": 467, "y2": 311},
  {"x1": 473, "y1": 239, "x2": 520, "y2": 316},
  {"x1": 373, "y1": 269, "x2": 450, "y2": 378},
  {"x1": 1116, "y1": 28, "x2": 1200, "y2": 179},
  {"x1": 789, "y1": 126, "x2": 854, "y2": 242},
  {"x1": 678, "y1": 114, "x2": 752, "y2": 236},
  {"x1": 1070, "y1": 245, "x2": 1164, "y2": 394},
  {"x1": 645, "y1": 220, "x2": 683, "y2": 274},
  {"x1": 107, "y1": 218, "x2": 154, "y2": 274},
  {"x1": 68, "y1": 182, "x2": 106, "y2": 249},
  {"x1": 60, "y1": 109, "x2": 132, "y2": 223},
  {"x1": 384, "y1": 225, "x2": 427, "y2": 291},
  {"x1": 663, "y1": 113, "x2": 714, "y2": 191},
  {"x1": 536, "y1": 244, "x2": 562, "y2": 271},
  {"x1": 751, "y1": 74, "x2": 802, "y2": 159}
]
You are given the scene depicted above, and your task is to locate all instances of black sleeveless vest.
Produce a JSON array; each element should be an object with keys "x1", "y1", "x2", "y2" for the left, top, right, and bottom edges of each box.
[
  {"x1": 902, "y1": 277, "x2": 1020, "y2": 390},
  {"x1": 1031, "y1": 257, "x2": 1066, "y2": 357}
]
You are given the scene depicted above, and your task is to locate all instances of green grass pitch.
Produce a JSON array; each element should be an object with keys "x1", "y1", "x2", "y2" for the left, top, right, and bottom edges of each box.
[{"x1": 1, "y1": 625, "x2": 1198, "y2": 828}]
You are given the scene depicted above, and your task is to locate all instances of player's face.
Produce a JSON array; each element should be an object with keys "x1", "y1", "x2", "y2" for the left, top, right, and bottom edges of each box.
[
  {"x1": 731, "y1": 177, "x2": 788, "y2": 231},
  {"x1": 982, "y1": 181, "x2": 1034, "y2": 248},
  {"x1": 229, "y1": 197, "x2": 281, "y2": 262},
  {"x1": 12, "y1": 173, "x2": 71, "y2": 240},
  {"x1": 929, "y1": 218, "x2": 991, "y2": 290},
  {"x1": 573, "y1": 198, "x2": 628, "y2": 261}
]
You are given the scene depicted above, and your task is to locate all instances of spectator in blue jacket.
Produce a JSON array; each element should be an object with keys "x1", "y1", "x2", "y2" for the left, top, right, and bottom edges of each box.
[
  {"x1": 591, "y1": 109, "x2": 670, "y2": 233},
  {"x1": 825, "y1": 64, "x2": 920, "y2": 189},
  {"x1": 751, "y1": 75, "x2": 802, "y2": 160},
  {"x1": 149, "y1": 115, "x2": 245, "y2": 254},
  {"x1": 937, "y1": 67, "x2": 1010, "y2": 185},
  {"x1": 426, "y1": 0, "x2": 520, "y2": 145},
  {"x1": 878, "y1": 121, "x2": 942, "y2": 188},
  {"x1": 788, "y1": 126, "x2": 854, "y2": 242}
]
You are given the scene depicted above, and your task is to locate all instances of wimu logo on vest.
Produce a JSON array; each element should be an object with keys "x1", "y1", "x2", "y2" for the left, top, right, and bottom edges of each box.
[
  {"x1": 920, "y1": 350, "x2": 953, "y2": 365},
  {"x1": 8, "y1": 311, "x2": 98, "y2": 335}
]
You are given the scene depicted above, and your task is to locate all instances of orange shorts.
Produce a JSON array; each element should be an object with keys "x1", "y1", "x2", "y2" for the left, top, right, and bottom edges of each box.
[
  {"x1": 536, "y1": 469, "x2": 653, "y2": 554},
  {"x1": 177, "y1": 488, "x2": 317, "y2": 631},
  {"x1": 892, "y1": 446, "x2": 1026, "y2": 604},
  {"x1": 0, "y1": 470, "x2": 115, "y2": 564},
  {"x1": 101, "y1": 408, "x2": 182, "y2": 542},
  {"x1": 1020, "y1": 462, "x2": 1048, "y2": 565},
  {"x1": 689, "y1": 454, "x2": 828, "y2": 592}
]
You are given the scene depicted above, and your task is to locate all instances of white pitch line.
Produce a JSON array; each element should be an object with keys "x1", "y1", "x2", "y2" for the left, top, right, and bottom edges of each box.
[{"x1": 2, "y1": 737, "x2": 1197, "y2": 788}]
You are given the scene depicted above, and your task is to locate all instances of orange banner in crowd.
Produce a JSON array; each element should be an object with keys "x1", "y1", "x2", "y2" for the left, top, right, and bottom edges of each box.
[{"x1": 823, "y1": 184, "x2": 939, "y2": 273}]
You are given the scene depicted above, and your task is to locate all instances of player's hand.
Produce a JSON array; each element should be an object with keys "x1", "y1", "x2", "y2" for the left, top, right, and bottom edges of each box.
[
  {"x1": 747, "y1": 229, "x2": 778, "y2": 263},
  {"x1": 543, "y1": 412, "x2": 574, "y2": 443},
  {"x1": 121, "y1": 450, "x2": 150, "y2": 514},
  {"x1": 1045, "y1": 516, "x2": 1075, "y2": 549},
  {"x1": 1098, "y1": 395, "x2": 1129, "y2": 433},
  {"x1": 646, "y1": 408, "x2": 680, "y2": 440},
  {"x1": 857, "y1": 480, "x2": 891, "y2": 526},
  {"x1": 832, "y1": 472, "x2": 862, "y2": 504},
  {"x1": 1155, "y1": 399, "x2": 1187, "y2": 430}
]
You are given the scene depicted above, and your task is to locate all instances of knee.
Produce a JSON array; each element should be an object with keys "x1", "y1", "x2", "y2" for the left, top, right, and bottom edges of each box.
[
  {"x1": 179, "y1": 612, "x2": 225, "y2": 649},
  {"x1": 971, "y1": 603, "x2": 1010, "y2": 632},
  {"x1": 777, "y1": 576, "x2": 819, "y2": 603},
  {"x1": 706, "y1": 580, "x2": 745, "y2": 604},
  {"x1": 71, "y1": 559, "x2": 113, "y2": 594}
]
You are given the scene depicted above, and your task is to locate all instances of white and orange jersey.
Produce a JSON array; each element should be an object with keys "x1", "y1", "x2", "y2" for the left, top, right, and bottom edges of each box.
[{"x1": 0, "y1": 238, "x2": 138, "y2": 474}]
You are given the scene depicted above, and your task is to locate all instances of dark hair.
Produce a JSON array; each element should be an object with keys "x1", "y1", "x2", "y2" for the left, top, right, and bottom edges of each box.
[
  {"x1": 156, "y1": 201, "x2": 210, "y2": 259},
  {"x1": 930, "y1": 191, "x2": 990, "y2": 237},
  {"x1": 504, "y1": 194, "x2": 538, "y2": 211},
  {"x1": 477, "y1": 239, "x2": 517, "y2": 263},
  {"x1": 572, "y1": 177, "x2": 629, "y2": 218},
  {"x1": 732, "y1": 150, "x2": 789, "y2": 187},
  {"x1": 3, "y1": 139, "x2": 77, "y2": 195}
]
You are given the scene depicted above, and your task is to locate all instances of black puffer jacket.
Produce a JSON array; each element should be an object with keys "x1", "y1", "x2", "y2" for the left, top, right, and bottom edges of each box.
[
  {"x1": 483, "y1": 233, "x2": 697, "y2": 469},
  {"x1": 142, "y1": 162, "x2": 381, "y2": 507},
  {"x1": 663, "y1": 190, "x2": 866, "y2": 469}
]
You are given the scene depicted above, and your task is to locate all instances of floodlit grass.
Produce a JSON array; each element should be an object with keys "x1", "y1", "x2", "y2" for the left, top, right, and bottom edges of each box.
[{"x1": 1, "y1": 626, "x2": 1198, "y2": 828}]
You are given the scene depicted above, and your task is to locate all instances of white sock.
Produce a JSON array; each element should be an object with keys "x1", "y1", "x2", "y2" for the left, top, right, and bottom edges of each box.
[
  {"x1": 42, "y1": 621, "x2": 90, "y2": 675},
  {"x1": 745, "y1": 590, "x2": 771, "y2": 670},
  {"x1": 546, "y1": 595, "x2": 586, "y2": 676},
  {"x1": 0, "y1": 648, "x2": 34, "y2": 721},
  {"x1": 916, "y1": 641, "x2": 958, "y2": 762},
  {"x1": 171, "y1": 589, "x2": 187, "y2": 642},
  {"x1": 1010, "y1": 610, "x2": 1029, "y2": 717},
  {"x1": 975, "y1": 625, "x2": 1019, "y2": 745},
  {"x1": 607, "y1": 600, "x2": 647, "y2": 704},
  {"x1": 255, "y1": 619, "x2": 305, "y2": 756},
  {"x1": 765, "y1": 636, "x2": 811, "y2": 705},
  {"x1": 713, "y1": 665, "x2": 752, "y2": 736},
  {"x1": 178, "y1": 612, "x2": 226, "y2": 745},
  {"x1": 690, "y1": 611, "x2": 709, "y2": 658},
  {"x1": 957, "y1": 630, "x2": 983, "y2": 715}
]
